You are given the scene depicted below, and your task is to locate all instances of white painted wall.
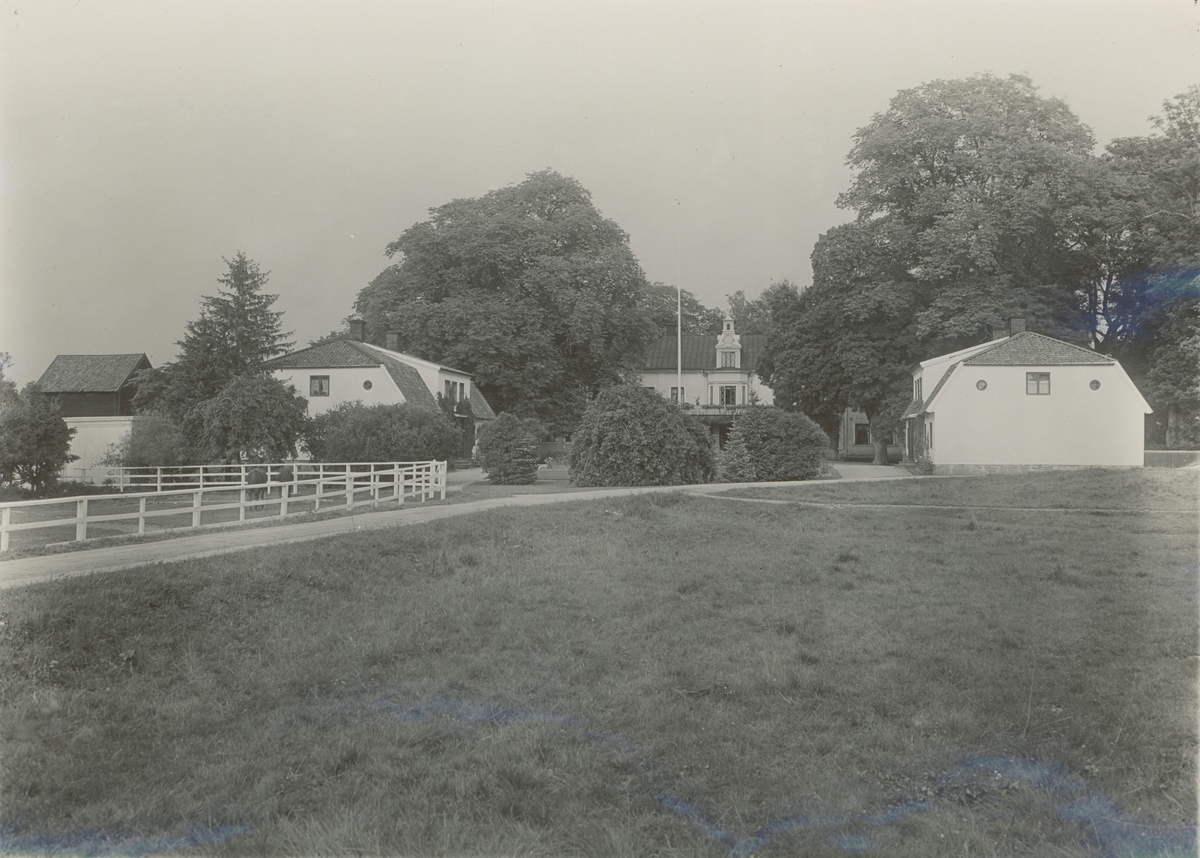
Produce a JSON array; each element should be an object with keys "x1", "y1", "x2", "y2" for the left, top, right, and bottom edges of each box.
[
  {"x1": 929, "y1": 364, "x2": 1148, "y2": 466},
  {"x1": 272, "y1": 366, "x2": 400, "y2": 416},
  {"x1": 63, "y1": 416, "x2": 135, "y2": 475},
  {"x1": 641, "y1": 369, "x2": 774, "y2": 406}
]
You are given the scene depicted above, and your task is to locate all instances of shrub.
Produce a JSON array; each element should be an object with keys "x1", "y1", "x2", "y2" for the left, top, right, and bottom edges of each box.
[
  {"x1": 729, "y1": 406, "x2": 827, "y2": 481},
  {"x1": 99, "y1": 416, "x2": 193, "y2": 467},
  {"x1": 193, "y1": 375, "x2": 309, "y2": 464},
  {"x1": 304, "y1": 403, "x2": 461, "y2": 463},
  {"x1": 475, "y1": 413, "x2": 540, "y2": 484},
  {"x1": 0, "y1": 384, "x2": 77, "y2": 491},
  {"x1": 569, "y1": 384, "x2": 713, "y2": 486},
  {"x1": 719, "y1": 433, "x2": 757, "y2": 482}
]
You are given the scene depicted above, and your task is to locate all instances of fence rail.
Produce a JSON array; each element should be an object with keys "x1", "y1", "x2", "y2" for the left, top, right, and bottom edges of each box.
[{"x1": 0, "y1": 460, "x2": 446, "y2": 553}]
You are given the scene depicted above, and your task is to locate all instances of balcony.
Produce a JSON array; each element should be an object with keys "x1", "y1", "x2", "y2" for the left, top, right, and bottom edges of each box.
[{"x1": 683, "y1": 403, "x2": 751, "y2": 417}]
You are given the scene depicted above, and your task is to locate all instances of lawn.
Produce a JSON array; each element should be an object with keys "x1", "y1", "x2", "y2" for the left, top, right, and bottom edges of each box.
[{"x1": 0, "y1": 470, "x2": 1195, "y2": 856}]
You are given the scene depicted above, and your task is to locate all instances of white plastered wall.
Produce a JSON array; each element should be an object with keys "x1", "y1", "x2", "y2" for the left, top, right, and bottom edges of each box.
[
  {"x1": 272, "y1": 366, "x2": 401, "y2": 416},
  {"x1": 640, "y1": 370, "x2": 774, "y2": 406},
  {"x1": 930, "y1": 364, "x2": 1148, "y2": 466},
  {"x1": 63, "y1": 416, "x2": 136, "y2": 476}
]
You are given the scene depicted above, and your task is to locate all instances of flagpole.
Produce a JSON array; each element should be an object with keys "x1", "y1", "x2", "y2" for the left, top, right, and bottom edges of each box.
[{"x1": 676, "y1": 200, "x2": 682, "y2": 405}]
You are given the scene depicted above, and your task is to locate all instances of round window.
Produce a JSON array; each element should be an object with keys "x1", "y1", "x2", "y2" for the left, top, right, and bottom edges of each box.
[
  {"x1": 363, "y1": 380, "x2": 373, "y2": 390},
  {"x1": 1089, "y1": 380, "x2": 1100, "y2": 390},
  {"x1": 976, "y1": 380, "x2": 987, "y2": 391}
]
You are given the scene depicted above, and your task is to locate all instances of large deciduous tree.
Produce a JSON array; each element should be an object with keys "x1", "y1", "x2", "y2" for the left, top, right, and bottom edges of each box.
[
  {"x1": 642, "y1": 281, "x2": 723, "y2": 340},
  {"x1": 761, "y1": 74, "x2": 1104, "y2": 463},
  {"x1": 354, "y1": 171, "x2": 652, "y2": 433},
  {"x1": 1088, "y1": 87, "x2": 1200, "y2": 442}
]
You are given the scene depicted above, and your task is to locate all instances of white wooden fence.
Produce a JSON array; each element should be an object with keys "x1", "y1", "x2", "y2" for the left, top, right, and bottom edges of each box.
[{"x1": 0, "y1": 460, "x2": 447, "y2": 553}]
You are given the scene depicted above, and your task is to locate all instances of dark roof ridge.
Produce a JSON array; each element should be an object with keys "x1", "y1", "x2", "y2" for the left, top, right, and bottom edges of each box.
[{"x1": 963, "y1": 331, "x2": 1114, "y2": 367}]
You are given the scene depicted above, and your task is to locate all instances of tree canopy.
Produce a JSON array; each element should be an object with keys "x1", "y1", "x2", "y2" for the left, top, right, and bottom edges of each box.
[
  {"x1": 760, "y1": 75, "x2": 1200, "y2": 456},
  {"x1": 354, "y1": 171, "x2": 653, "y2": 433},
  {"x1": 0, "y1": 384, "x2": 77, "y2": 491}
]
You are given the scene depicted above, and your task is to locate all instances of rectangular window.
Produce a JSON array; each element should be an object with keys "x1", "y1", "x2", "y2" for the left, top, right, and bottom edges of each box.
[
  {"x1": 1026, "y1": 372, "x2": 1051, "y2": 395},
  {"x1": 915, "y1": 377, "x2": 922, "y2": 400},
  {"x1": 926, "y1": 422, "x2": 933, "y2": 450},
  {"x1": 310, "y1": 376, "x2": 330, "y2": 396},
  {"x1": 854, "y1": 423, "x2": 871, "y2": 446},
  {"x1": 720, "y1": 351, "x2": 736, "y2": 368},
  {"x1": 670, "y1": 387, "x2": 684, "y2": 402},
  {"x1": 719, "y1": 386, "x2": 738, "y2": 406}
]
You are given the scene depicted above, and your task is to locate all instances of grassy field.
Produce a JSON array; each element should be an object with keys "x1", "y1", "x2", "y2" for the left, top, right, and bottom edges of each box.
[{"x1": 0, "y1": 470, "x2": 1195, "y2": 856}]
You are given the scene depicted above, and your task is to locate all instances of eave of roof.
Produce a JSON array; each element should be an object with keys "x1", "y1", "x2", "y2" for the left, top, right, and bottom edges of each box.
[{"x1": 919, "y1": 363, "x2": 959, "y2": 414}]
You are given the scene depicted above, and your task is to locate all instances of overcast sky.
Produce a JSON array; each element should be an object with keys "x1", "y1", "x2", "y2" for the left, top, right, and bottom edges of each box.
[{"x1": 1, "y1": 0, "x2": 1196, "y2": 384}]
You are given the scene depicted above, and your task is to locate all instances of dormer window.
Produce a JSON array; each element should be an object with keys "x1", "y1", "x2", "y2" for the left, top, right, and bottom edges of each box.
[{"x1": 716, "y1": 315, "x2": 741, "y2": 369}]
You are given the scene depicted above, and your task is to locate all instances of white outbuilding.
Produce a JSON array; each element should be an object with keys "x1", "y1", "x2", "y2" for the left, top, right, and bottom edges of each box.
[{"x1": 902, "y1": 325, "x2": 1152, "y2": 472}]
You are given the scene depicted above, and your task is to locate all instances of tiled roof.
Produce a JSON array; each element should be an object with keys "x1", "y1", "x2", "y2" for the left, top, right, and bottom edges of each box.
[
  {"x1": 36, "y1": 354, "x2": 150, "y2": 393},
  {"x1": 963, "y1": 332, "x2": 1113, "y2": 366},
  {"x1": 263, "y1": 339, "x2": 382, "y2": 369},
  {"x1": 643, "y1": 334, "x2": 769, "y2": 372},
  {"x1": 263, "y1": 339, "x2": 444, "y2": 413},
  {"x1": 466, "y1": 388, "x2": 496, "y2": 420},
  {"x1": 900, "y1": 398, "x2": 923, "y2": 420}
]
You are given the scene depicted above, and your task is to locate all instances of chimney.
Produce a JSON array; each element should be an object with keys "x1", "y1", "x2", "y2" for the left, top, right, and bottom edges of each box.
[
  {"x1": 348, "y1": 318, "x2": 366, "y2": 342},
  {"x1": 1010, "y1": 318, "x2": 1026, "y2": 335},
  {"x1": 385, "y1": 331, "x2": 401, "y2": 352}
]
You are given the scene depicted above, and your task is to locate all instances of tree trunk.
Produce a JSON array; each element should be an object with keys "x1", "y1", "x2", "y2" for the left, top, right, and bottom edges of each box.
[
  {"x1": 871, "y1": 437, "x2": 889, "y2": 465},
  {"x1": 1166, "y1": 404, "x2": 1180, "y2": 448}
]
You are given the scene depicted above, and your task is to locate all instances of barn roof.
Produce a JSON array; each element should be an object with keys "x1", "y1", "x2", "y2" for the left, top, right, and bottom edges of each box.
[
  {"x1": 963, "y1": 332, "x2": 1113, "y2": 366},
  {"x1": 643, "y1": 334, "x2": 769, "y2": 372},
  {"x1": 36, "y1": 354, "x2": 151, "y2": 393}
]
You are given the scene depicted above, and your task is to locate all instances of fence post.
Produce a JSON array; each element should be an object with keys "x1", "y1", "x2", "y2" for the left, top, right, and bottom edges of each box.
[
  {"x1": 1, "y1": 507, "x2": 9, "y2": 552},
  {"x1": 76, "y1": 498, "x2": 88, "y2": 542},
  {"x1": 138, "y1": 496, "x2": 147, "y2": 535},
  {"x1": 280, "y1": 484, "x2": 288, "y2": 517},
  {"x1": 439, "y1": 461, "x2": 446, "y2": 501},
  {"x1": 157, "y1": 468, "x2": 163, "y2": 493},
  {"x1": 346, "y1": 469, "x2": 354, "y2": 510},
  {"x1": 239, "y1": 488, "x2": 247, "y2": 521},
  {"x1": 192, "y1": 490, "x2": 202, "y2": 528}
]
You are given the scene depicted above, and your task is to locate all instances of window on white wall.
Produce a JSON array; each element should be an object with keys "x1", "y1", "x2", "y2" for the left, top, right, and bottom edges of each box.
[
  {"x1": 670, "y1": 387, "x2": 684, "y2": 402},
  {"x1": 854, "y1": 423, "x2": 870, "y2": 446},
  {"x1": 1026, "y1": 372, "x2": 1051, "y2": 395},
  {"x1": 310, "y1": 376, "x2": 330, "y2": 396},
  {"x1": 719, "y1": 386, "x2": 737, "y2": 406},
  {"x1": 720, "y1": 351, "x2": 736, "y2": 368}
]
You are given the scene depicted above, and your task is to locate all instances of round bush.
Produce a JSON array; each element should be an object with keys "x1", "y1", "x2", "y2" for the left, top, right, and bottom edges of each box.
[
  {"x1": 570, "y1": 384, "x2": 714, "y2": 487},
  {"x1": 729, "y1": 406, "x2": 828, "y2": 481},
  {"x1": 475, "y1": 413, "x2": 540, "y2": 485},
  {"x1": 304, "y1": 403, "x2": 462, "y2": 463}
]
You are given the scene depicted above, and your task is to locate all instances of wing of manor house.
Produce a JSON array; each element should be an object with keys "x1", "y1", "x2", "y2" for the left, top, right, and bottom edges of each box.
[
  {"x1": 901, "y1": 320, "x2": 1152, "y2": 473},
  {"x1": 34, "y1": 353, "x2": 153, "y2": 479},
  {"x1": 263, "y1": 320, "x2": 495, "y2": 456}
]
